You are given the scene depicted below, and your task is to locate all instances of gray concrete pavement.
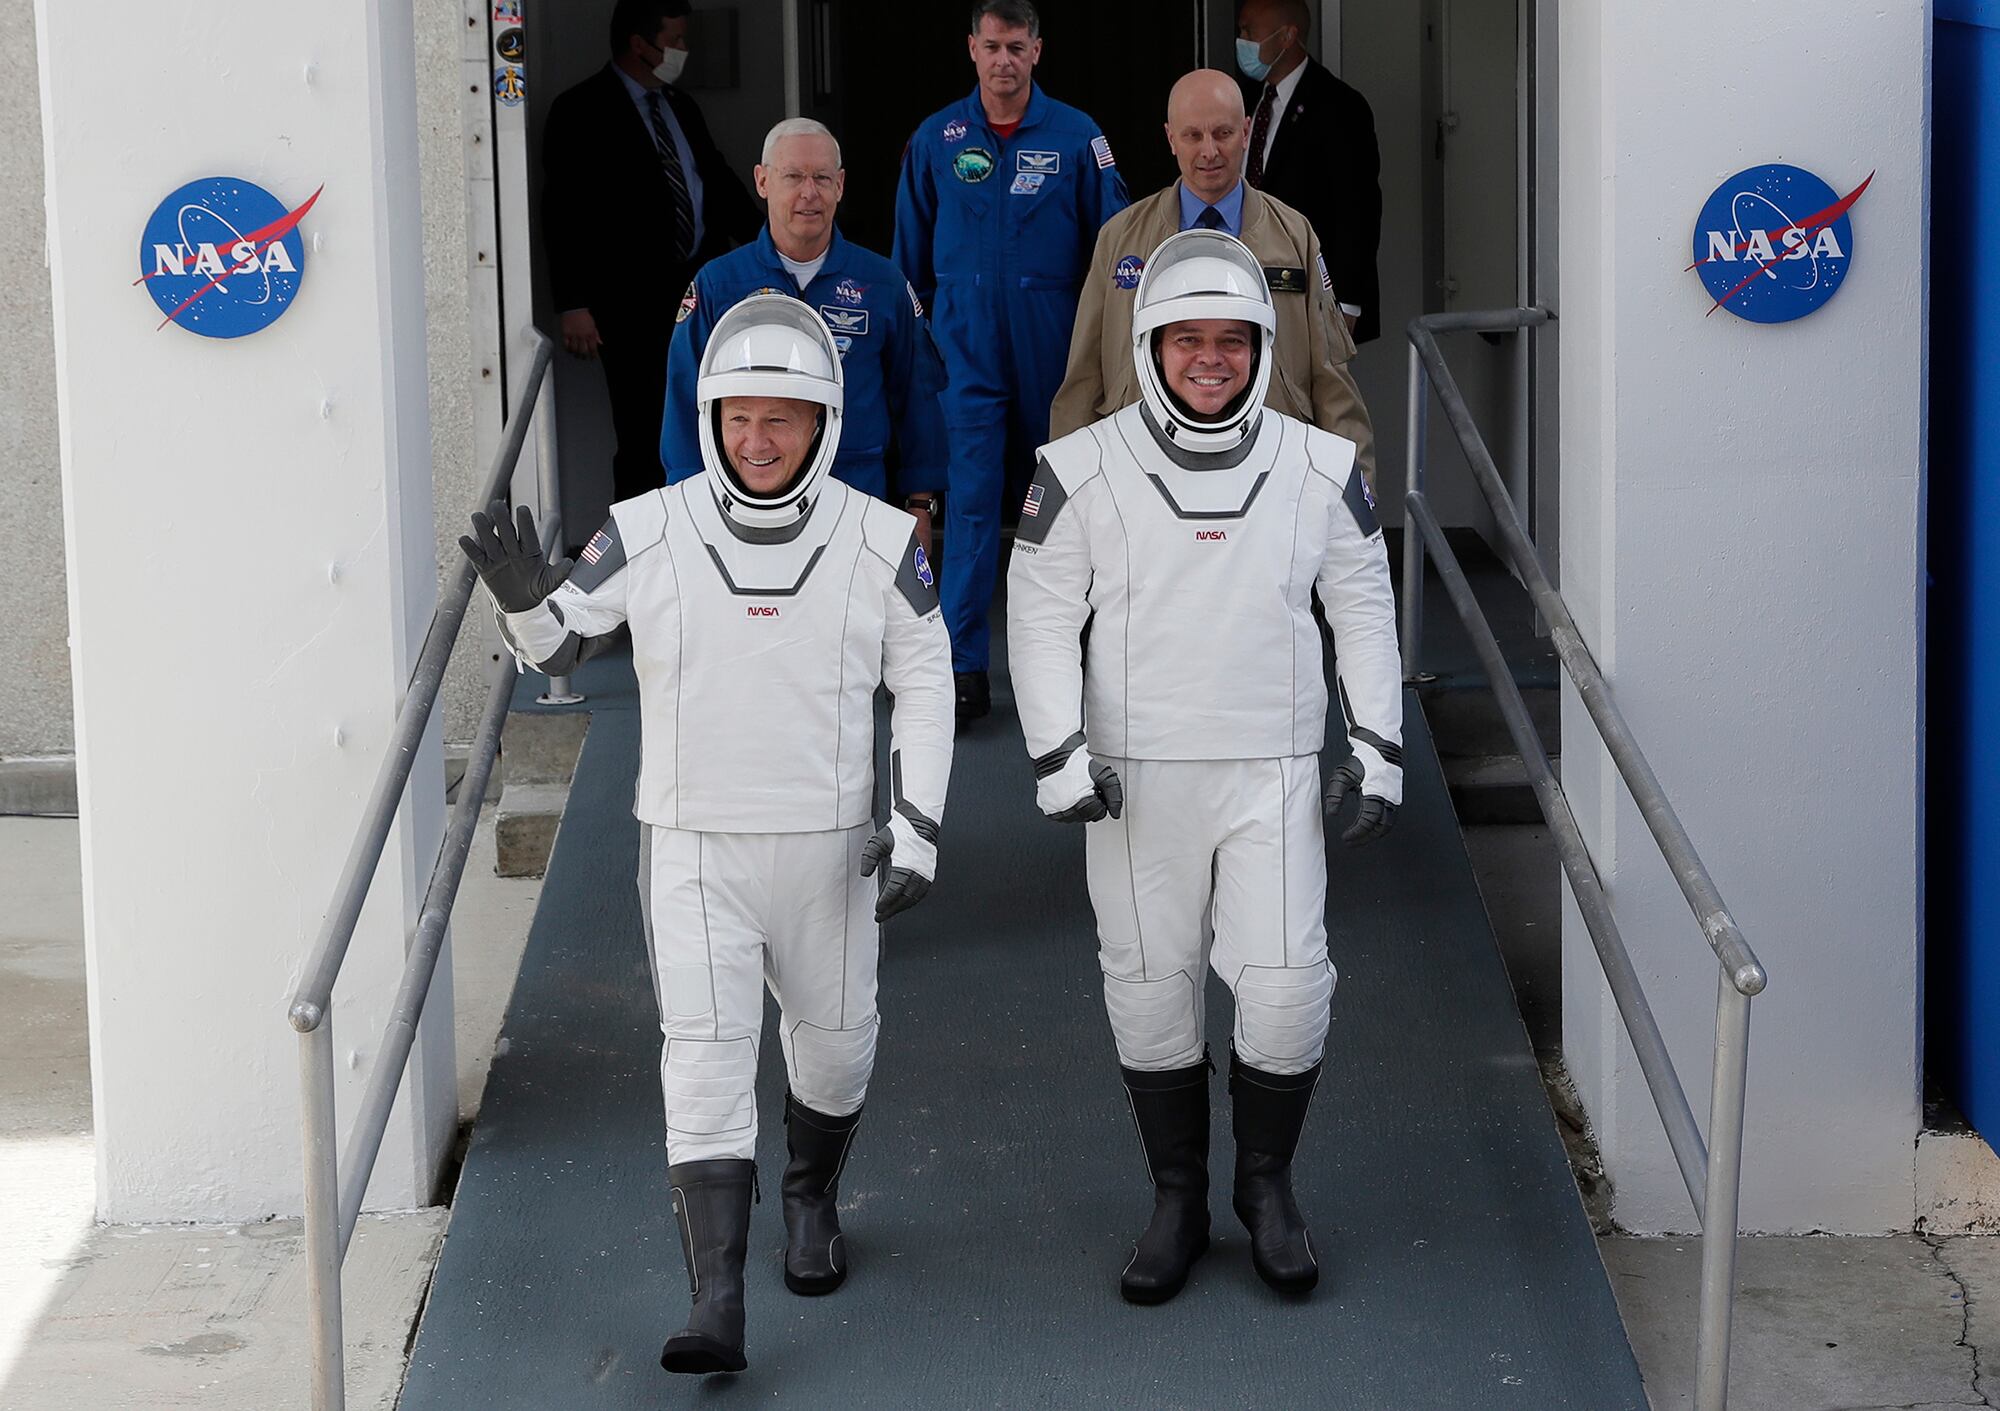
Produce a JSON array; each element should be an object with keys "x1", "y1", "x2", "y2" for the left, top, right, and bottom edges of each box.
[
  {"x1": 0, "y1": 811, "x2": 539, "y2": 1410},
  {"x1": 4, "y1": 810, "x2": 1996, "y2": 1410}
]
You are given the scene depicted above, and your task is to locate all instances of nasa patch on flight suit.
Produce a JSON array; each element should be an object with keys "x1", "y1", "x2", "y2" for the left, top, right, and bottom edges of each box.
[{"x1": 1263, "y1": 266, "x2": 1309, "y2": 295}]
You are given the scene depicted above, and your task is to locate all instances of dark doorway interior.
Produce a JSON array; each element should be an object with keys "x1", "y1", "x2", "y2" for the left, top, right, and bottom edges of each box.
[{"x1": 800, "y1": 1, "x2": 1206, "y2": 256}]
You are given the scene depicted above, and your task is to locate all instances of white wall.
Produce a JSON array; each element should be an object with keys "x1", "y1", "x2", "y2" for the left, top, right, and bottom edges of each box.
[
  {"x1": 36, "y1": 0, "x2": 456, "y2": 1220},
  {"x1": 4, "y1": 1, "x2": 490, "y2": 762},
  {"x1": 1559, "y1": 0, "x2": 1925, "y2": 1233}
]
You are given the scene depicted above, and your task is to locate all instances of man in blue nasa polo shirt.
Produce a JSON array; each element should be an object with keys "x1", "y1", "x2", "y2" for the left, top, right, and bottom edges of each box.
[
  {"x1": 894, "y1": 0, "x2": 1127, "y2": 726},
  {"x1": 665, "y1": 119, "x2": 949, "y2": 551}
]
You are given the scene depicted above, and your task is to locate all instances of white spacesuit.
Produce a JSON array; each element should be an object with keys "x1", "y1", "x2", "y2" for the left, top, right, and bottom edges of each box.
[
  {"x1": 1006, "y1": 230, "x2": 1401, "y2": 1306},
  {"x1": 463, "y1": 295, "x2": 953, "y2": 1377}
]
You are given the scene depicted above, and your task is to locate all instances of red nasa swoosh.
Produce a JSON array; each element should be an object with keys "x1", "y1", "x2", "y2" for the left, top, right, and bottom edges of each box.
[
  {"x1": 1685, "y1": 171, "x2": 1872, "y2": 316},
  {"x1": 134, "y1": 185, "x2": 323, "y2": 330}
]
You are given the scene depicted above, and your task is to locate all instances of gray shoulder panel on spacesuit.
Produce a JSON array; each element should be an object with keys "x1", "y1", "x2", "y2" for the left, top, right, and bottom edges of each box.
[
  {"x1": 1304, "y1": 426, "x2": 1375, "y2": 538},
  {"x1": 856, "y1": 496, "x2": 939, "y2": 614},
  {"x1": 567, "y1": 520, "x2": 629, "y2": 595},
  {"x1": 609, "y1": 487, "x2": 672, "y2": 554}
]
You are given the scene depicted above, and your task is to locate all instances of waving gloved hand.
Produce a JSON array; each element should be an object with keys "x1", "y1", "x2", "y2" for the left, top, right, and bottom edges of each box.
[
  {"x1": 458, "y1": 502, "x2": 574, "y2": 613},
  {"x1": 1323, "y1": 754, "x2": 1396, "y2": 845},
  {"x1": 859, "y1": 811, "x2": 938, "y2": 922},
  {"x1": 1035, "y1": 739, "x2": 1124, "y2": 824}
]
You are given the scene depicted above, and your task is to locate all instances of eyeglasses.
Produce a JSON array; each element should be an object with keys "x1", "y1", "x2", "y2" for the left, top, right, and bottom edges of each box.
[{"x1": 771, "y1": 170, "x2": 841, "y2": 193}]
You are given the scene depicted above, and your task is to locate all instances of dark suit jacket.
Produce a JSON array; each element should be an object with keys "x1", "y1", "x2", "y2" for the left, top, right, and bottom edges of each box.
[
  {"x1": 540, "y1": 64, "x2": 759, "y2": 336},
  {"x1": 1244, "y1": 60, "x2": 1383, "y2": 343}
]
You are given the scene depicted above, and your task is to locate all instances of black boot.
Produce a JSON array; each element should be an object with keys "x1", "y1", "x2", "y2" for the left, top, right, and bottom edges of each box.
[
  {"x1": 954, "y1": 670, "x2": 991, "y2": 727},
  {"x1": 781, "y1": 1094, "x2": 862, "y2": 1296},
  {"x1": 1118, "y1": 1055, "x2": 1213, "y2": 1305},
  {"x1": 1230, "y1": 1050, "x2": 1322, "y2": 1294},
  {"x1": 660, "y1": 1159, "x2": 755, "y2": 1375}
]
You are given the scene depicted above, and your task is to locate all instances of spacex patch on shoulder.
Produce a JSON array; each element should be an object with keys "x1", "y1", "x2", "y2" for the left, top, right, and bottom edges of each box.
[{"x1": 1264, "y1": 266, "x2": 1309, "y2": 295}]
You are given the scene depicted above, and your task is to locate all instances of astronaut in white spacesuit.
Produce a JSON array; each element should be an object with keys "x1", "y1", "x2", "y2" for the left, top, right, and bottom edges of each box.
[
  {"x1": 461, "y1": 295, "x2": 954, "y2": 1376},
  {"x1": 1006, "y1": 229, "x2": 1402, "y2": 1305}
]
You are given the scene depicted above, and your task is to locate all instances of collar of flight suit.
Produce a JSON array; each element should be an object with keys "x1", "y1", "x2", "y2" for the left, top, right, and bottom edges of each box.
[
  {"x1": 750, "y1": 223, "x2": 850, "y2": 288},
  {"x1": 959, "y1": 81, "x2": 1048, "y2": 136}
]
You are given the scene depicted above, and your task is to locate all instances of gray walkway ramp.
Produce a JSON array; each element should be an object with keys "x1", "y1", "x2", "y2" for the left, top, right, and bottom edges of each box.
[{"x1": 400, "y1": 651, "x2": 1644, "y2": 1409}]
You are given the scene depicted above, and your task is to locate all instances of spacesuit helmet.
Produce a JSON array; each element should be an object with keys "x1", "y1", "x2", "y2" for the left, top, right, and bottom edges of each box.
[
  {"x1": 1130, "y1": 229, "x2": 1277, "y2": 453},
  {"x1": 695, "y1": 293, "x2": 846, "y2": 529}
]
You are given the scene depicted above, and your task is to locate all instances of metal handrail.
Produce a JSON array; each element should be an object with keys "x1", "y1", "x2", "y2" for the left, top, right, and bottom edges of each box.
[
  {"x1": 1402, "y1": 309, "x2": 1766, "y2": 1411},
  {"x1": 287, "y1": 327, "x2": 560, "y2": 1411}
]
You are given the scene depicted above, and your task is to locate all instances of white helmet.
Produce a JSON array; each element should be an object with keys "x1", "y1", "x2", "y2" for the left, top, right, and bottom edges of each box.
[
  {"x1": 1130, "y1": 229, "x2": 1276, "y2": 453},
  {"x1": 695, "y1": 294, "x2": 845, "y2": 529}
]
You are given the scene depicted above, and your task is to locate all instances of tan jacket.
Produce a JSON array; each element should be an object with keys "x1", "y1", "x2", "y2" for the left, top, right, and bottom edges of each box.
[{"x1": 1049, "y1": 182, "x2": 1376, "y2": 486}]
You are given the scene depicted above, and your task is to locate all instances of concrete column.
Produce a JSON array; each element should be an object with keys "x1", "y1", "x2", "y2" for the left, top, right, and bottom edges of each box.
[
  {"x1": 35, "y1": 0, "x2": 454, "y2": 1221},
  {"x1": 1558, "y1": 2, "x2": 1925, "y2": 1232}
]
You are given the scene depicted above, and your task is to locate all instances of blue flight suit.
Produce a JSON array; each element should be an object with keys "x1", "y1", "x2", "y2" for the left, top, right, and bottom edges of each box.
[
  {"x1": 894, "y1": 85, "x2": 1127, "y2": 674},
  {"x1": 662, "y1": 226, "x2": 949, "y2": 503}
]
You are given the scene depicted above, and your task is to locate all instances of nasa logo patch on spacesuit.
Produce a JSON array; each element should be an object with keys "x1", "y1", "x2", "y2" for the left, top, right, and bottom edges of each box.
[
  {"x1": 1114, "y1": 255, "x2": 1146, "y2": 290},
  {"x1": 833, "y1": 279, "x2": 867, "y2": 305},
  {"x1": 953, "y1": 148, "x2": 996, "y2": 183},
  {"x1": 1010, "y1": 173, "x2": 1045, "y2": 196},
  {"x1": 914, "y1": 543, "x2": 934, "y2": 589},
  {"x1": 942, "y1": 118, "x2": 969, "y2": 145}
]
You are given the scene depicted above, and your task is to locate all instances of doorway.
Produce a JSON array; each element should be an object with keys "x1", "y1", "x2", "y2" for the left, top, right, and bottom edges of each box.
[{"x1": 794, "y1": 1, "x2": 1207, "y2": 257}]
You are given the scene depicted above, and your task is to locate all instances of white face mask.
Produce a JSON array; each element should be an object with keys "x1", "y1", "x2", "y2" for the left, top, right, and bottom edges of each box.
[{"x1": 652, "y1": 44, "x2": 689, "y2": 86}]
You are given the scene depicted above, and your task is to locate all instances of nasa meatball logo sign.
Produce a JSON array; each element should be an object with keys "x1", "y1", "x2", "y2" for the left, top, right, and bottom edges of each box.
[
  {"x1": 1687, "y1": 164, "x2": 1872, "y2": 323},
  {"x1": 136, "y1": 177, "x2": 320, "y2": 338}
]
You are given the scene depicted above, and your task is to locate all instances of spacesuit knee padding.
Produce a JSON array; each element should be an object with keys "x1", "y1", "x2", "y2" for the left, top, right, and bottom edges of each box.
[
  {"x1": 662, "y1": 1035, "x2": 759, "y2": 1141},
  {"x1": 1102, "y1": 969, "x2": 1205, "y2": 1070},
  {"x1": 786, "y1": 1018, "x2": 877, "y2": 1115},
  {"x1": 1232, "y1": 962, "x2": 1334, "y2": 1073}
]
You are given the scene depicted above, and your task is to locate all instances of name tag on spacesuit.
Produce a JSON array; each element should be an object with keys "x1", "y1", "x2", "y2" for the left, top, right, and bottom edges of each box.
[{"x1": 1263, "y1": 266, "x2": 1310, "y2": 295}]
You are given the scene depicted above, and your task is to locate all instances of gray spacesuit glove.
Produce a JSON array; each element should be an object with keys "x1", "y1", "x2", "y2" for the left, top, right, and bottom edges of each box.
[
  {"x1": 859, "y1": 811, "x2": 938, "y2": 923},
  {"x1": 1035, "y1": 738, "x2": 1124, "y2": 824},
  {"x1": 1324, "y1": 754, "x2": 1396, "y2": 845},
  {"x1": 458, "y1": 502, "x2": 574, "y2": 613}
]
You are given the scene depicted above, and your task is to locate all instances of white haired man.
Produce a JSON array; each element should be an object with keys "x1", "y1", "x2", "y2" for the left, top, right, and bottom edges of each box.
[{"x1": 664, "y1": 117, "x2": 950, "y2": 559}]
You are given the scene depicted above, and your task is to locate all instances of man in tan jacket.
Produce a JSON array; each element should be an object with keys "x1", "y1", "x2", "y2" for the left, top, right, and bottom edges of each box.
[{"x1": 1049, "y1": 69, "x2": 1375, "y2": 486}]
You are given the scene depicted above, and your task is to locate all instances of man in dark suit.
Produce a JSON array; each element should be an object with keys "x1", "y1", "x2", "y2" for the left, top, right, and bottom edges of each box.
[
  {"x1": 1235, "y1": 0, "x2": 1383, "y2": 343},
  {"x1": 541, "y1": 0, "x2": 759, "y2": 501}
]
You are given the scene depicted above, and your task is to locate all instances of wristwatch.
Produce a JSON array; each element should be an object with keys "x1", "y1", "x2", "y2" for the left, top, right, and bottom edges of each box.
[{"x1": 904, "y1": 494, "x2": 942, "y2": 518}]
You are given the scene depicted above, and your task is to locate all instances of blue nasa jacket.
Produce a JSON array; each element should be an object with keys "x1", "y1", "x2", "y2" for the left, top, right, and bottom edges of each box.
[
  {"x1": 662, "y1": 227, "x2": 948, "y2": 501},
  {"x1": 893, "y1": 85, "x2": 1128, "y2": 312}
]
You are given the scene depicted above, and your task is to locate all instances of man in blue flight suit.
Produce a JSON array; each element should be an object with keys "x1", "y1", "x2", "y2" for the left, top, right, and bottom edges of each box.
[
  {"x1": 894, "y1": 0, "x2": 1127, "y2": 726},
  {"x1": 666, "y1": 119, "x2": 949, "y2": 553}
]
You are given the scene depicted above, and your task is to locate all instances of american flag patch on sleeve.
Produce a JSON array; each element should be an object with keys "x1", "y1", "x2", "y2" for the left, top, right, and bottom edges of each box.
[
  {"x1": 1091, "y1": 135, "x2": 1115, "y2": 169},
  {"x1": 1316, "y1": 251, "x2": 1333, "y2": 292},
  {"x1": 581, "y1": 529, "x2": 614, "y2": 565},
  {"x1": 1022, "y1": 483, "x2": 1045, "y2": 517}
]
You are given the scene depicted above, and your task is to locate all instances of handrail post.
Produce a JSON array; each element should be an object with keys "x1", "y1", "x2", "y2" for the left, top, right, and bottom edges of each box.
[
  {"x1": 533, "y1": 359, "x2": 582, "y2": 706},
  {"x1": 1695, "y1": 970, "x2": 1754, "y2": 1411},
  {"x1": 1401, "y1": 340, "x2": 1428, "y2": 680},
  {"x1": 300, "y1": 1020, "x2": 345, "y2": 1411}
]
